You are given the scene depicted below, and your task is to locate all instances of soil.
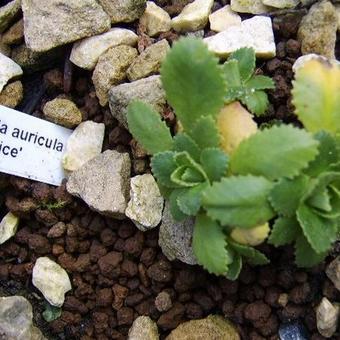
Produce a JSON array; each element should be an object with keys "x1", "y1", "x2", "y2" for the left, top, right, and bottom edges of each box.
[{"x1": 1, "y1": 1, "x2": 340, "y2": 339}]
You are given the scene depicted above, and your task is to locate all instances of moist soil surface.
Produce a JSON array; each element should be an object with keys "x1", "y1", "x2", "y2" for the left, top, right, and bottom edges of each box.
[{"x1": 1, "y1": 1, "x2": 340, "y2": 339}]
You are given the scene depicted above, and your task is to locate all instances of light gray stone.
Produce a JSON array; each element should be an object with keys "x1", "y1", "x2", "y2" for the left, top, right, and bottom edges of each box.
[
  {"x1": 230, "y1": 0, "x2": 271, "y2": 14},
  {"x1": 127, "y1": 39, "x2": 170, "y2": 81},
  {"x1": 0, "y1": 0, "x2": 21, "y2": 33},
  {"x1": 70, "y1": 28, "x2": 138, "y2": 70},
  {"x1": 0, "y1": 52, "x2": 22, "y2": 93},
  {"x1": 209, "y1": 5, "x2": 241, "y2": 32},
  {"x1": 316, "y1": 297, "x2": 339, "y2": 338},
  {"x1": 98, "y1": 0, "x2": 146, "y2": 24},
  {"x1": 263, "y1": 0, "x2": 299, "y2": 8},
  {"x1": 109, "y1": 75, "x2": 166, "y2": 128},
  {"x1": 326, "y1": 256, "x2": 340, "y2": 291},
  {"x1": 62, "y1": 121, "x2": 105, "y2": 172},
  {"x1": 22, "y1": 0, "x2": 111, "y2": 52},
  {"x1": 93, "y1": 45, "x2": 138, "y2": 106},
  {"x1": 0, "y1": 80, "x2": 23, "y2": 108},
  {"x1": 0, "y1": 296, "x2": 45, "y2": 340},
  {"x1": 159, "y1": 201, "x2": 197, "y2": 265},
  {"x1": 128, "y1": 316, "x2": 159, "y2": 340},
  {"x1": 67, "y1": 150, "x2": 131, "y2": 218},
  {"x1": 125, "y1": 174, "x2": 164, "y2": 231},
  {"x1": 32, "y1": 257, "x2": 72, "y2": 307},
  {"x1": 298, "y1": 0, "x2": 337, "y2": 59},
  {"x1": 0, "y1": 212, "x2": 19, "y2": 244}
]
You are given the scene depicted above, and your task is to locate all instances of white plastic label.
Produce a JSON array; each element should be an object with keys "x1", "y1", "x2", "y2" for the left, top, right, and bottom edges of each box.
[{"x1": 0, "y1": 105, "x2": 72, "y2": 186}]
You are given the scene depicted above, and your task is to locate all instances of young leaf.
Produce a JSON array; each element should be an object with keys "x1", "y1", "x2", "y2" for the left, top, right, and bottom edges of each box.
[
  {"x1": 161, "y1": 38, "x2": 226, "y2": 130},
  {"x1": 173, "y1": 133, "x2": 201, "y2": 162},
  {"x1": 200, "y1": 148, "x2": 229, "y2": 182},
  {"x1": 228, "y1": 47, "x2": 255, "y2": 82},
  {"x1": 245, "y1": 75, "x2": 275, "y2": 90},
  {"x1": 225, "y1": 254, "x2": 242, "y2": 281},
  {"x1": 268, "y1": 217, "x2": 300, "y2": 247},
  {"x1": 230, "y1": 125, "x2": 320, "y2": 180},
  {"x1": 193, "y1": 214, "x2": 232, "y2": 276},
  {"x1": 127, "y1": 101, "x2": 173, "y2": 155},
  {"x1": 223, "y1": 60, "x2": 241, "y2": 87},
  {"x1": 171, "y1": 166, "x2": 203, "y2": 187},
  {"x1": 202, "y1": 175, "x2": 275, "y2": 228},
  {"x1": 307, "y1": 188, "x2": 332, "y2": 212},
  {"x1": 240, "y1": 91, "x2": 269, "y2": 116},
  {"x1": 189, "y1": 116, "x2": 220, "y2": 150},
  {"x1": 151, "y1": 151, "x2": 179, "y2": 188},
  {"x1": 169, "y1": 189, "x2": 188, "y2": 221}
]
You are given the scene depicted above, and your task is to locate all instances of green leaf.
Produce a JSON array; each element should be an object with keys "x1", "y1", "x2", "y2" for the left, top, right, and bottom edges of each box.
[
  {"x1": 228, "y1": 47, "x2": 255, "y2": 82},
  {"x1": 230, "y1": 125, "x2": 320, "y2": 180},
  {"x1": 245, "y1": 75, "x2": 275, "y2": 90},
  {"x1": 268, "y1": 217, "x2": 300, "y2": 247},
  {"x1": 175, "y1": 151, "x2": 208, "y2": 181},
  {"x1": 240, "y1": 91, "x2": 269, "y2": 116},
  {"x1": 295, "y1": 233, "x2": 327, "y2": 268},
  {"x1": 189, "y1": 116, "x2": 220, "y2": 150},
  {"x1": 200, "y1": 148, "x2": 228, "y2": 182},
  {"x1": 225, "y1": 254, "x2": 242, "y2": 281},
  {"x1": 173, "y1": 133, "x2": 201, "y2": 162},
  {"x1": 151, "y1": 152, "x2": 179, "y2": 188},
  {"x1": 127, "y1": 101, "x2": 173, "y2": 155},
  {"x1": 177, "y1": 183, "x2": 209, "y2": 216},
  {"x1": 171, "y1": 166, "x2": 203, "y2": 187},
  {"x1": 193, "y1": 214, "x2": 232, "y2": 276},
  {"x1": 42, "y1": 303, "x2": 62, "y2": 322},
  {"x1": 223, "y1": 60, "x2": 241, "y2": 87},
  {"x1": 297, "y1": 204, "x2": 337, "y2": 253},
  {"x1": 161, "y1": 38, "x2": 226, "y2": 130},
  {"x1": 169, "y1": 189, "x2": 188, "y2": 221},
  {"x1": 307, "y1": 188, "x2": 332, "y2": 212},
  {"x1": 202, "y1": 175, "x2": 275, "y2": 228},
  {"x1": 269, "y1": 175, "x2": 310, "y2": 217}
]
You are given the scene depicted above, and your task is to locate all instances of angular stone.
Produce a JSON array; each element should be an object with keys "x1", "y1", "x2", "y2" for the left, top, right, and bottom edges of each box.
[
  {"x1": 128, "y1": 316, "x2": 159, "y2": 340},
  {"x1": 109, "y1": 75, "x2": 166, "y2": 128},
  {"x1": 43, "y1": 98, "x2": 82, "y2": 128},
  {"x1": 70, "y1": 28, "x2": 138, "y2": 70},
  {"x1": 0, "y1": 212, "x2": 19, "y2": 245},
  {"x1": 0, "y1": 0, "x2": 21, "y2": 33},
  {"x1": 2, "y1": 19, "x2": 23, "y2": 45},
  {"x1": 62, "y1": 121, "x2": 105, "y2": 172},
  {"x1": 67, "y1": 150, "x2": 131, "y2": 218},
  {"x1": 98, "y1": 0, "x2": 146, "y2": 24},
  {"x1": 140, "y1": 1, "x2": 171, "y2": 37},
  {"x1": 263, "y1": 0, "x2": 299, "y2": 9},
  {"x1": 230, "y1": 0, "x2": 271, "y2": 14},
  {"x1": 172, "y1": 0, "x2": 214, "y2": 32},
  {"x1": 0, "y1": 52, "x2": 22, "y2": 93},
  {"x1": 0, "y1": 80, "x2": 23, "y2": 108},
  {"x1": 0, "y1": 296, "x2": 45, "y2": 340},
  {"x1": 209, "y1": 5, "x2": 241, "y2": 32},
  {"x1": 316, "y1": 297, "x2": 339, "y2": 338},
  {"x1": 298, "y1": 1, "x2": 337, "y2": 59},
  {"x1": 32, "y1": 257, "x2": 72, "y2": 307},
  {"x1": 22, "y1": 0, "x2": 111, "y2": 52},
  {"x1": 125, "y1": 174, "x2": 164, "y2": 231},
  {"x1": 159, "y1": 201, "x2": 197, "y2": 265},
  {"x1": 93, "y1": 45, "x2": 137, "y2": 106},
  {"x1": 326, "y1": 256, "x2": 340, "y2": 291},
  {"x1": 165, "y1": 315, "x2": 240, "y2": 340},
  {"x1": 204, "y1": 15, "x2": 276, "y2": 58},
  {"x1": 127, "y1": 39, "x2": 170, "y2": 81}
]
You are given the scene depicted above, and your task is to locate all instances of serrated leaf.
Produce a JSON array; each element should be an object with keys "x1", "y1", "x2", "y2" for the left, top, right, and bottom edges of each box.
[
  {"x1": 161, "y1": 38, "x2": 226, "y2": 130},
  {"x1": 297, "y1": 204, "x2": 337, "y2": 253},
  {"x1": 151, "y1": 152, "x2": 179, "y2": 188},
  {"x1": 269, "y1": 175, "x2": 310, "y2": 217},
  {"x1": 174, "y1": 151, "x2": 208, "y2": 181},
  {"x1": 225, "y1": 254, "x2": 242, "y2": 281},
  {"x1": 200, "y1": 148, "x2": 228, "y2": 182},
  {"x1": 189, "y1": 116, "x2": 220, "y2": 150},
  {"x1": 171, "y1": 166, "x2": 203, "y2": 187},
  {"x1": 223, "y1": 60, "x2": 241, "y2": 87},
  {"x1": 202, "y1": 175, "x2": 275, "y2": 228},
  {"x1": 295, "y1": 233, "x2": 327, "y2": 268},
  {"x1": 229, "y1": 47, "x2": 255, "y2": 82},
  {"x1": 231, "y1": 125, "x2": 320, "y2": 180},
  {"x1": 240, "y1": 91, "x2": 269, "y2": 116},
  {"x1": 169, "y1": 189, "x2": 188, "y2": 221},
  {"x1": 307, "y1": 188, "x2": 332, "y2": 212},
  {"x1": 193, "y1": 214, "x2": 232, "y2": 276},
  {"x1": 173, "y1": 133, "x2": 201, "y2": 162},
  {"x1": 127, "y1": 101, "x2": 173, "y2": 155},
  {"x1": 268, "y1": 217, "x2": 300, "y2": 247},
  {"x1": 246, "y1": 75, "x2": 275, "y2": 90}
]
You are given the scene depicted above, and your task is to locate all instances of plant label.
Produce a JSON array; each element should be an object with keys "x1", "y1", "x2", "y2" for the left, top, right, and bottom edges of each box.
[{"x1": 0, "y1": 105, "x2": 72, "y2": 186}]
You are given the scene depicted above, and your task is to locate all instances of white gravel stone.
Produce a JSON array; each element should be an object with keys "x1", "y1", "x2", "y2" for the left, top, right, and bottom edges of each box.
[
  {"x1": 70, "y1": 28, "x2": 138, "y2": 70},
  {"x1": 0, "y1": 212, "x2": 19, "y2": 245},
  {"x1": 204, "y1": 16, "x2": 276, "y2": 59},
  {"x1": 62, "y1": 121, "x2": 105, "y2": 172},
  {"x1": 292, "y1": 53, "x2": 340, "y2": 73},
  {"x1": 326, "y1": 256, "x2": 340, "y2": 291},
  {"x1": 125, "y1": 174, "x2": 164, "y2": 231},
  {"x1": 230, "y1": 0, "x2": 271, "y2": 14},
  {"x1": 0, "y1": 52, "x2": 22, "y2": 93},
  {"x1": 128, "y1": 316, "x2": 159, "y2": 340},
  {"x1": 172, "y1": 0, "x2": 214, "y2": 32},
  {"x1": 209, "y1": 5, "x2": 241, "y2": 32},
  {"x1": 32, "y1": 257, "x2": 72, "y2": 307},
  {"x1": 140, "y1": 1, "x2": 171, "y2": 37},
  {"x1": 262, "y1": 0, "x2": 299, "y2": 9},
  {"x1": 316, "y1": 297, "x2": 339, "y2": 338}
]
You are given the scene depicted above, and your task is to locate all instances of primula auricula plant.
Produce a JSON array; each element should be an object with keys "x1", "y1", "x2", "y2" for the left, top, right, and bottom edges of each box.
[{"x1": 127, "y1": 37, "x2": 340, "y2": 279}]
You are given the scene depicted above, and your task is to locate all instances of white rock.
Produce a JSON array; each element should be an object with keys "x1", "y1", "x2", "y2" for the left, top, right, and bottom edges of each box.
[
  {"x1": 0, "y1": 212, "x2": 19, "y2": 244},
  {"x1": 70, "y1": 28, "x2": 138, "y2": 70},
  {"x1": 326, "y1": 256, "x2": 340, "y2": 291},
  {"x1": 125, "y1": 174, "x2": 164, "y2": 231},
  {"x1": 230, "y1": 0, "x2": 271, "y2": 14},
  {"x1": 292, "y1": 53, "x2": 340, "y2": 73},
  {"x1": 316, "y1": 297, "x2": 339, "y2": 338},
  {"x1": 172, "y1": 0, "x2": 214, "y2": 32},
  {"x1": 62, "y1": 121, "x2": 105, "y2": 172},
  {"x1": 0, "y1": 52, "x2": 22, "y2": 93},
  {"x1": 204, "y1": 16, "x2": 276, "y2": 59},
  {"x1": 209, "y1": 5, "x2": 241, "y2": 32},
  {"x1": 32, "y1": 257, "x2": 72, "y2": 307},
  {"x1": 262, "y1": 0, "x2": 299, "y2": 9},
  {"x1": 140, "y1": 1, "x2": 171, "y2": 37},
  {"x1": 128, "y1": 316, "x2": 159, "y2": 340}
]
